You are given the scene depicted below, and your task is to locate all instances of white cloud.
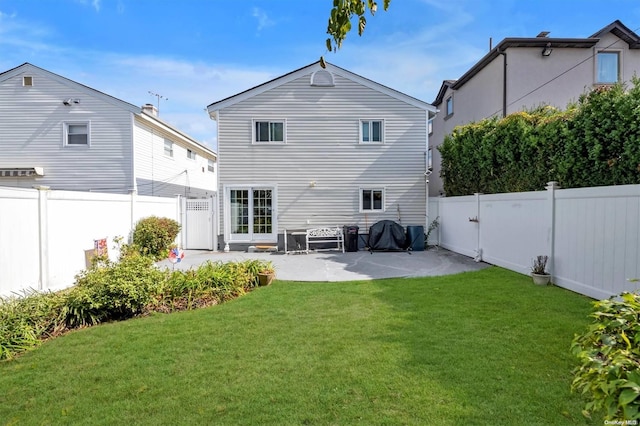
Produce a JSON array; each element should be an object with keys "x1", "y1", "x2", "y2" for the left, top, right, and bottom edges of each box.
[{"x1": 252, "y1": 7, "x2": 275, "y2": 32}]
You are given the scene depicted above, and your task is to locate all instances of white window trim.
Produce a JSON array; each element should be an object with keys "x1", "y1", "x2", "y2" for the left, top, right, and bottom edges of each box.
[
  {"x1": 359, "y1": 187, "x2": 385, "y2": 213},
  {"x1": 62, "y1": 121, "x2": 91, "y2": 147},
  {"x1": 207, "y1": 159, "x2": 215, "y2": 173},
  {"x1": 252, "y1": 119, "x2": 287, "y2": 144},
  {"x1": 594, "y1": 49, "x2": 623, "y2": 85},
  {"x1": 164, "y1": 139, "x2": 174, "y2": 158},
  {"x1": 224, "y1": 184, "x2": 278, "y2": 244},
  {"x1": 359, "y1": 119, "x2": 385, "y2": 144},
  {"x1": 187, "y1": 149, "x2": 196, "y2": 160}
]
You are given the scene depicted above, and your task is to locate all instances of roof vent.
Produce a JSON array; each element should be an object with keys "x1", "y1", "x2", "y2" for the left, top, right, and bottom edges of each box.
[
  {"x1": 310, "y1": 69, "x2": 335, "y2": 87},
  {"x1": 536, "y1": 31, "x2": 550, "y2": 38}
]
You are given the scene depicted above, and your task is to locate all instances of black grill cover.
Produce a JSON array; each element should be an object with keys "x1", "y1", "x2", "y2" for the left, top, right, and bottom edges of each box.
[{"x1": 368, "y1": 220, "x2": 407, "y2": 251}]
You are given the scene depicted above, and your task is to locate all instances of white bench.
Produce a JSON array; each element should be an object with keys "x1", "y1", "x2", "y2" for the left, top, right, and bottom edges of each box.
[{"x1": 305, "y1": 226, "x2": 344, "y2": 253}]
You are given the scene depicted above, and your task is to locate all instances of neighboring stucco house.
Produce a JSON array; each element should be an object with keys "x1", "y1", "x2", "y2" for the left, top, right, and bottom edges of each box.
[
  {"x1": 207, "y1": 61, "x2": 437, "y2": 251},
  {"x1": 430, "y1": 20, "x2": 640, "y2": 196},
  {"x1": 0, "y1": 63, "x2": 217, "y2": 198}
]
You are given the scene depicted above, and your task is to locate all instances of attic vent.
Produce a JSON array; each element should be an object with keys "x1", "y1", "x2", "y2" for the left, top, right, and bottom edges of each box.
[
  {"x1": 310, "y1": 69, "x2": 335, "y2": 87},
  {"x1": 23, "y1": 76, "x2": 33, "y2": 87}
]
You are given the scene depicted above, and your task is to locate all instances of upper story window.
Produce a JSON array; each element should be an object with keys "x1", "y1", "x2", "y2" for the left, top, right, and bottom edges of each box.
[
  {"x1": 445, "y1": 96, "x2": 454, "y2": 117},
  {"x1": 63, "y1": 122, "x2": 90, "y2": 146},
  {"x1": 596, "y1": 51, "x2": 620, "y2": 84},
  {"x1": 23, "y1": 76, "x2": 33, "y2": 87},
  {"x1": 254, "y1": 120, "x2": 285, "y2": 143},
  {"x1": 360, "y1": 120, "x2": 384, "y2": 143},
  {"x1": 187, "y1": 149, "x2": 196, "y2": 160},
  {"x1": 360, "y1": 188, "x2": 384, "y2": 212},
  {"x1": 164, "y1": 139, "x2": 174, "y2": 157},
  {"x1": 428, "y1": 119, "x2": 433, "y2": 135},
  {"x1": 207, "y1": 159, "x2": 215, "y2": 173}
]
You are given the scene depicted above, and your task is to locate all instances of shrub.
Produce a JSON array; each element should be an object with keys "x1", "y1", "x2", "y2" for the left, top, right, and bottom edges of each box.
[
  {"x1": 3, "y1": 257, "x2": 273, "y2": 360},
  {"x1": 63, "y1": 251, "x2": 164, "y2": 327},
  {"x1": 0, "y1": 290, "x2": 67, "y2": 360},
  {"x1": 152, "y1": 260, "x2": 271, "y2": 312},
  {"x1": 132, "y1": 216, "x2": 181, "y2": 260},
  {"x1": 571, "y1": 292, "x2": 640, "y2": 420},
  {"x1": 440, "y1": 79, "x2": 640, "y2": 195}
]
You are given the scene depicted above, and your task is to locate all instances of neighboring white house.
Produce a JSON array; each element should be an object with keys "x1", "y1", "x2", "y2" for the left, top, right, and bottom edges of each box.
[
  {"x1": 430, "y1": 19, "x2": 640, "y2": 196},
  {"x1": 0, "y1": 63, "x2": 217, "y2": 198},
  {"x1": 207, "y1": 61, "x2": 437, "y2": 251}
]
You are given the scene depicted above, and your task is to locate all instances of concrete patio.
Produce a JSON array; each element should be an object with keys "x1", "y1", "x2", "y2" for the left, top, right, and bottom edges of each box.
[{"x1": 158, "y1": 247, "x2": 489, "y2": 282}]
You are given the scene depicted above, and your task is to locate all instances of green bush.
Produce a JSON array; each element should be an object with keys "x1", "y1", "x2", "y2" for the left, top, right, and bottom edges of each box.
[
  {"x1": 0, "y1": 290, "x2": 66, "y2": 360},
  {"x1": 152, "y1": 260, "x2": 270, "y2": 312},
  {"x1": 439, "y1": 79, "x2": 640, "y2": 196},
  {"x1": 3, "y1": 256, "x2": 273, "y2": 360},
  {"x1": 132, "y1": 216, "x2": 181, "y2": 260},
  {"x1": 571, "y1": 292, "x2": 640, "y2": 420},
  {"x1": 63, "y1": 251, "x2": 164, "y2": 327}
]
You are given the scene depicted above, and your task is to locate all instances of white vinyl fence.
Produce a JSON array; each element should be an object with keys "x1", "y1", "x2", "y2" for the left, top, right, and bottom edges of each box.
[
  {"x1": 432, "y1": 182, "x2": 640, "y2": 299},
  {"x1": 0, "y1": 186, "x2": 180, "y2": 297}
]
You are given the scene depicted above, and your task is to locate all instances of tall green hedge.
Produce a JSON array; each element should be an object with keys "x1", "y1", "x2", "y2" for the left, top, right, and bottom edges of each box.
[{"x1": 439, "y1": 79, "x2": 640, "y2": 196}]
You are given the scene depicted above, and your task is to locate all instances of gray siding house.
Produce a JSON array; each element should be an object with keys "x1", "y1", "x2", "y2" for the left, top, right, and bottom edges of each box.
[
  {"x1": 431, "y1": 20, "x2": 640, "y2": 196},
  {"x1": 0, "y1": 63, "x2": 217, "y2": 198},
  {"x1": 207, "y1": 61, "x2": 437, "y2": 251}
]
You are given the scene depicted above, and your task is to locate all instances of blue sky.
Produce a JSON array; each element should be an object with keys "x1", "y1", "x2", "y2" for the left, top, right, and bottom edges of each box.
[{"x1": 1, "y1": 0, "x2": 640, "y2": 149}]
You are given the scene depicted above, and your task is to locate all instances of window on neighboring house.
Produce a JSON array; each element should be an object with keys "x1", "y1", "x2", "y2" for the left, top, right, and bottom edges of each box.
[
  {"x1": 360, "y1": 120, "x2": 383, "y2": 143},
  {"x1": 63, "y1": 122, "x2": 90, "y2": 146},
  {"x1": 427, "y1": 147, "x2": 433, "y2": 171},
  {"x1": 428, "y1": 119, "x2": 433, "y2": 135},
  {"x1": 445, "y1": 96, "x2": 454, "y2": 117},
  {"x1": 207, "y1": 159, "x2": 215, "y2": 173},
  {"x1": 164, "y1": 139, "x2": 174, "y2": 157},
  {"x1": 360, "y1": 188, "x2": 384, "y2": 212},
  {"x1": 187, "y1": 149, "x2": 196, "y2": 160},
  {"x1": 596, "y1": 51, "x2": 620, "y2": 84},
  {"x1": 254, "y1": 120, "x2": 285, "y2": 143}
]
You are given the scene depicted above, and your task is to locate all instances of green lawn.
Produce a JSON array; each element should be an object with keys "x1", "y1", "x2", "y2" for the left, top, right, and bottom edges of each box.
[{"x1": 0, "y1": 267, "x2": 601, "y2": 425}]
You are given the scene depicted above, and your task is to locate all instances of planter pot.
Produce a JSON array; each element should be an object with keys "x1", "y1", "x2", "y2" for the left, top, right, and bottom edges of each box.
[
  {"x1": 258, "y1": 272, "x2": 275, "y2": 286},
  {"x1": 531, "y1": 273, "x2": 551, "y2": 286}
]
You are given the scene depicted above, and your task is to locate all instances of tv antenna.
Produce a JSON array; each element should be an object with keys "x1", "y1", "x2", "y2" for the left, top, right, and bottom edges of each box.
[{"x1": 148, "y1": 91, "x2": 168, "y2": 113}]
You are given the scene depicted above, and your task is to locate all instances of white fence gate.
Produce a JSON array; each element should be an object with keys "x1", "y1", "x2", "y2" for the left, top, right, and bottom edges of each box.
[
  {"x1": 432, "y1": 182, "x2": 640, "y2": 300},
  {"x1": 182, "y1": 197, "x2": 216, "y2": 251}
]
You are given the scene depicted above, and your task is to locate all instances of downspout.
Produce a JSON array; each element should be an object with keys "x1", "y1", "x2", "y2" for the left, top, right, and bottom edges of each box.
[
  {"x1": 499, "y1": 49, "x2": 507, "y2": 117},
  {"x1": 424, "y1": 112, "x2": 432, "y2": 236}
]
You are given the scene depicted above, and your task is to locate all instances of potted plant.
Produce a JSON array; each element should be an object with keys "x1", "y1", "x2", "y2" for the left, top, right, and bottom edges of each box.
[
  {"x1": 257, "y1": 261, "x2": 276, "y2": 286},
  {"x1": 531, "y1": 255, "x2": 550, "y2": 285}
]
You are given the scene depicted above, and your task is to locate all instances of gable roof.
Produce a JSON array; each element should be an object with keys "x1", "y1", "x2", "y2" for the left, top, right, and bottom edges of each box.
[
  {"x1": 0, "y1": 63, "x2": 216, "y2": 158},
  {"x1": 432, "y1": 20, "x2": 640, "y2": 104},
  {"x1": 432, "y1": 80, "x2": 457, "y2": 107},
  {"x1": 207, "y1": 61, "x2": 437, "y2": 119}
]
